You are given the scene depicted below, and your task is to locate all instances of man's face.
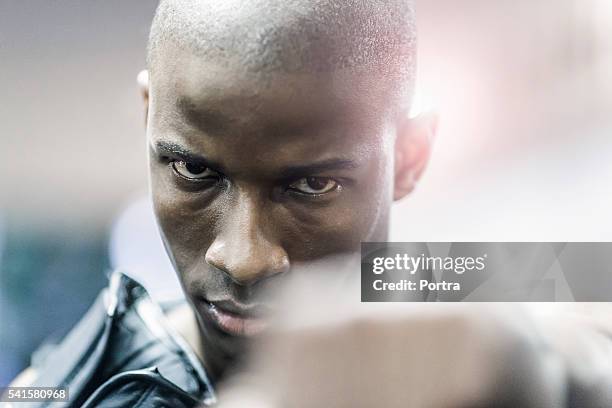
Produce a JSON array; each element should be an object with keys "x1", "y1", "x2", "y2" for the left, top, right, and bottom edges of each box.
[{"x1": 147, "y1": 47, "x2": 398, "y2": 372}]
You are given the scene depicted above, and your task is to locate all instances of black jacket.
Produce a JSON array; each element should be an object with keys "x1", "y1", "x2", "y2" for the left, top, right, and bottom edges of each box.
[{"x1": 23, "y1": 271, "x2": 215, "y2": 408}]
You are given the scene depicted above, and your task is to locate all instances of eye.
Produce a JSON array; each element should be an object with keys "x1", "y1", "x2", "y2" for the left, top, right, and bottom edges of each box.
[
  {"x1": 172, "y1": 160, "x2": 219, "y2": 180},
  {"x1": 288, "y1": 177, "x2": 339, "y2": 195}
]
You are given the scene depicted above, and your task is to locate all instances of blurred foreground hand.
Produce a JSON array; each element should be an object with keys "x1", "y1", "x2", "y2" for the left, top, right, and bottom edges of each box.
[{"x1": 216, "y1": 261, "x2": 612, "y2": 407}]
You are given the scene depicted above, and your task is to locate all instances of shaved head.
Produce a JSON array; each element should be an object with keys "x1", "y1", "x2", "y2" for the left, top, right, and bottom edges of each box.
[
  {"x1": 145, "y1": 0, "x2": 430, "y2": 381},
  {"x1": 148, "y1": 0, "x2": 417, "y2": 106}
]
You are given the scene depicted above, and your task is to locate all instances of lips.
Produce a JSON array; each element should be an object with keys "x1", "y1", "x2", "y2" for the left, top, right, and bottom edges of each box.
[{"x1": 199, "y1": 298, "x2": 270, "y2": 337}]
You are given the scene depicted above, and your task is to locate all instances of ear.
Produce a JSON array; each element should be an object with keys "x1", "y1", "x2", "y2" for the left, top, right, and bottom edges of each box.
[
  {"x1": 137, "y1": 70, "x2": 150, "y2": 128},
  {"x1": 393, "y1": 112, "x2": 438, "y2": 201}
]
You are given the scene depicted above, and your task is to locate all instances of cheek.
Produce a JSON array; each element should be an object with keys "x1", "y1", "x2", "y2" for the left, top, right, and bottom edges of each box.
[
  {"x1": 283, "y1": 169, "x2": 391, "y2": 259},
  {"x1": 150, "y1": 171, "x2": 220, "y2": 275},
  {"x1": 286, "y1": 210, "x2": 364, "y2": 259},
  {"x1": 152, "y1": 191, "x2": 227, "y2": 300},
  {"x1": 351, "y1": 151, "x2": 394, "y2": 239}
]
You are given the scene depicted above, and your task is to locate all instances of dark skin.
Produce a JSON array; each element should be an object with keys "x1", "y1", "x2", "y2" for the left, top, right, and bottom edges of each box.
[{"x1": 141, "y1": 45, "x2": 435, "y2": 381}]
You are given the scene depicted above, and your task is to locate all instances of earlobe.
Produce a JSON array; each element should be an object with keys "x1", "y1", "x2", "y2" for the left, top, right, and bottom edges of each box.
[
  {"x1": 393, "y1": 165, "x2": 416, "y2": 201},
  {"x1": 393, "y1": 112, "x2": 437, "y2": 201},
  {"x1": 137, "y1": 70, "x2": 150, "y2": 128}
]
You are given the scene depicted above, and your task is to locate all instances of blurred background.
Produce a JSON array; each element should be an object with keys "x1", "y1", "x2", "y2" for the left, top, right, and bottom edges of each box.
[{"x1": 1, "y1": 0, "x2": 611, "y2": 384}]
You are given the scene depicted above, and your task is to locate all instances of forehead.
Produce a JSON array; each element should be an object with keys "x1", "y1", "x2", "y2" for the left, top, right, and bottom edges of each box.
[
  {"x1": 148, "y1": 48, "x2": 396, "y2": 171},
  {"x1": 152, "y1": 45, "x2": 395, "y2": 125}
]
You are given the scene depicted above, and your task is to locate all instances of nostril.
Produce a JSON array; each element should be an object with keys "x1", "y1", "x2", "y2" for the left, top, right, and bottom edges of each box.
[
  {"x1": 226, "y1": 253, "x2": 289, "y2": 286},
  {"x1": 271, "y1": 254, "x2": 291, "y2": 276},
  {"x1": 207, "y1": 241, "x2": 289, "y2": 286},
  {"x1": 205, "y1": 240, "x2": 230, "y2": 273},
  {"x1": 206, "y1": 203, "x2": 289, "y2": 284}
]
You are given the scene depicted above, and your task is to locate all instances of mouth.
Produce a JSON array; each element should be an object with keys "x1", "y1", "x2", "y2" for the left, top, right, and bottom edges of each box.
[{"x1": 197, "y1": 298, "x2": 271, "y2": 337}]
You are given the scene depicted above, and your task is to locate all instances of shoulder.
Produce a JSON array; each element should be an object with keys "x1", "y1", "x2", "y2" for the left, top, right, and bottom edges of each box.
[{"x1": 23, "y1": 271, "x2": 215, "y2": 407}]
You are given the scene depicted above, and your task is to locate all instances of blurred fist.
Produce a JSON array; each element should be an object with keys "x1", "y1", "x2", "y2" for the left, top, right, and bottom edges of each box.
[
  {"x1": 213, "y1": 261, "x2": 612, "y2": 408},
  {"x1": 214, "y1": 260, "x2": 567, "y2": 408},
  {"x1": 221, "y1": 305, "x2": 567, "y2": 407}
]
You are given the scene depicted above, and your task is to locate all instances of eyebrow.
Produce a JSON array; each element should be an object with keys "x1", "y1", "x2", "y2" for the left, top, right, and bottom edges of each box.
[
  {"x1": 153, "y1": 140, "x2": 224, "y2": 171},
  {"x1": 277, "y1": 159, "x2": 359, "y2": 180},
  {"x1": 153, "y1": 140, "x2": 359, "y2": 179}
]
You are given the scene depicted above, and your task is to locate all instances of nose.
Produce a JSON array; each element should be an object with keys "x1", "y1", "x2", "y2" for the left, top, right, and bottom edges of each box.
[{"x1": 205, "y1": 194, "x2": 289, "y2": 286}]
